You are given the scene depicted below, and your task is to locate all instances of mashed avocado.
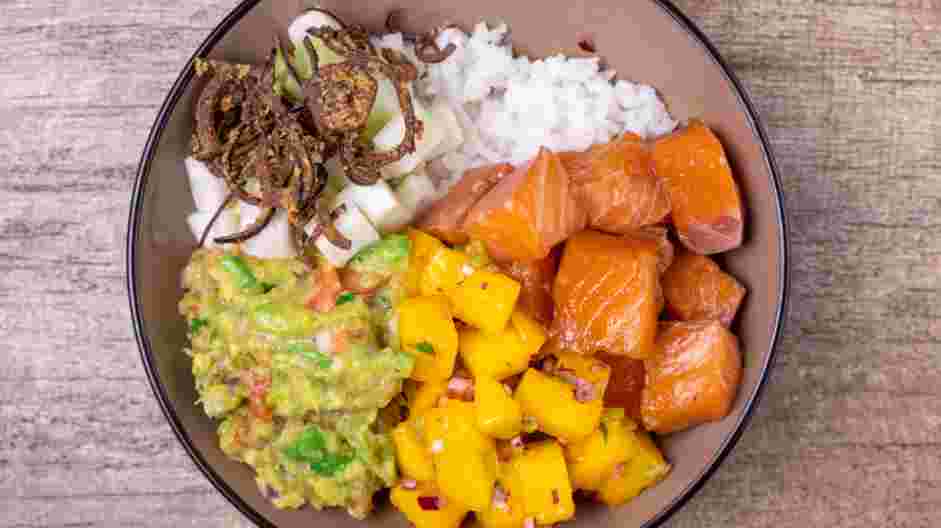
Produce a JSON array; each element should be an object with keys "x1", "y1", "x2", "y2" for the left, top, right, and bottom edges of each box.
[{"x1": 179, "y1": 235, "x2": 413, "y2": 519}]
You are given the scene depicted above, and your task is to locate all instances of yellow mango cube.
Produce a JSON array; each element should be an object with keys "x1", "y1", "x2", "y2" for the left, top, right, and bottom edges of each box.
[
  {"x1": 477, "y1": 470, "x2": 525, "y2": 528},
  {"x1": 406, "y1": 229, "x2": 445, "y2": 297},
  {"x1": 399, "y1": 296, "x2": 459, "y2": 382},
  {"x1": 508, "y1": 441, "x2": 575, "y2": 525},
  {"x1": 555, "y1": 351, "x2": 611, "y2": 397},
  {"x1": 597, "y1": 430, "x2": 670, "y2": 506},
  {"x1": 391, "y1": 480, "x2": 469, "y2": 528},
  {"x1": 449, "y1": 271, "x2": 521, "y2": 333},
  {"x1": 410, "y1": 380, "x2": 447, "y2": 416},
  {"x1": 509, "y1": 311, "x2": 548, "y2": 357},
  {"x1": 514, "y1": 369, "x2": 603, "y2": 443},
  {"x1": 475, "y1": 377, "x2": 523, "y2": 439},
  {"x1": 565, "y1": 410, "x2": 636, "y2": 490},
  {"x1": 393, "y1": 420, "x2": 436, "y2": 482},
  {"x1": 424, "y1": 401, "x2": 497, "y2": 512},
  {"x1": 460, "y1": 311, "x2": 545, "y2": 380},
  {"x1": 421, "y1": 247, "x2": 471, "y2": 298}
]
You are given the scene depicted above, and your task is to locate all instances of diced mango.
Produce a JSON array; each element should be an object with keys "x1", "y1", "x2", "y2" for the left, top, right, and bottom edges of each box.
[
  {"x1": 450, "y1": 270, "x2": 521, "y2": 333},
  {"x1": 478, "y1": 467, "x2": 526, "y2": 528},
  {"x1": 460, "y1": 311, "x2": 546, "y2": 380},
  {"x1": 393, "y1": 420, "x2": 436, "y2": 482},
  {"x1": 410, "y1": 380, "x2": 448, "y2": 416},
  {"x1": 509, "y1": 311, "x2": 548, "y2": 359},
  {"x1": 406, "y1": 229, "x2": 445, "y2": 297},
  {"x1": 514, "y1": 369, "x2": 603, "y2": 443},
  {"x1": 391, "y1": 480, "x2": 469, "y2": 528},
  {"x1": 597, "y1": 430, "x2": 670, "y2": 506},
  {"x1": 564, "y1": 410, "x2": 636, "y2": 491},
  {"x1": 475, "y1": 377, "x2": 523, "y2": 439},
  {"x1": 399, "y1": 296, "x2": 459, "y2": 381},
  {"x1": 508, "y1": 441, "x2": 575, "y2": 525},
  {"x1": 555, "y1": 350, "x2": 611, "y2": 398},
  {"x1": 421, "y1": 247, "x2": 471, "y2": 298},
  {"x1": 424, "y1": 400, "x2": 498, "y2": 512}
]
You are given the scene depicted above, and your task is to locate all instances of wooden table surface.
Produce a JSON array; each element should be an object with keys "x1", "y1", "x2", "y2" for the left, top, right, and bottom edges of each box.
[{"x1": 2, "y1": 0, "x2": 940, "y2": 526}]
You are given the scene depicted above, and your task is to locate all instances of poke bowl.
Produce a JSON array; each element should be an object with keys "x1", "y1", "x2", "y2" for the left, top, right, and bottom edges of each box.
[{"x1": 127, "y1": 0, "x2": 788, "y2": 527}]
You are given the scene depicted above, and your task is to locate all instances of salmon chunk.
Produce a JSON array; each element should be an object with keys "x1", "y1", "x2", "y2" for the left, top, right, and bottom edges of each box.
[
  {"x1": 463, "y1": 147, "x2": 587, "y2": 263},
  {"x1": 417, "y1": 163, "x2": 514, "y2": 245},
  {"x1": 561, "y1": 133, "x2": 670, "y2": 234},
  {"x1": 551, "y1": 230, "x2": 662, "y2": 359},
  {"x1": 662, "y1": 251, "x2": 746, "y2": 326},
  {"x1": 641, "y1": 321, "x2": 742, "y2": 434},
  {"x1": 652, "y1": 121, "x2": 744, "y2": 255}
]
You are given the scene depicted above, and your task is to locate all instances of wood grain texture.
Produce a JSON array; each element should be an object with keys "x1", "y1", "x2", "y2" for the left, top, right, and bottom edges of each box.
[{"x1": 1, "y1": 0, "x2": 939, "y2": 527}]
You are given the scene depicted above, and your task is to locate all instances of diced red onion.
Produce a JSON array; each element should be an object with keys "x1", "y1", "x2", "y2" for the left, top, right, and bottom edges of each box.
[
  {"x1": 431, "y1": 439, "x2": 444, "y2": 453},
  {"x1": 492, "y1": 485, "x2": 508, "y2": 510},
  {"x1": 524, "y1": 517, "x2": 536, "y2": 528},
  {"x1": 574, "y1": 378, "x2": 596, "y2": 402},
  {"x1": 418, "y1": 496, "x2": 441, "y2": 510},
  {"x1": 446, "y1": 376, "x2": 475, "y2": 401},
  {"x1": 613, "y1": 462, "x2": 626, "y2": 478},
  {"x1": 510, "y1": 435, "x2": 524, "y2": 449},
  {"x1": 401, "y1": 479, "x2": 417, "y2": 490}
]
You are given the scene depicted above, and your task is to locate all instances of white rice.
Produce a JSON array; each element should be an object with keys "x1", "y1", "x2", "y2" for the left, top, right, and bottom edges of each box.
[{"x1": 414, "y1": 22, "x2": 676, "y2": 175}]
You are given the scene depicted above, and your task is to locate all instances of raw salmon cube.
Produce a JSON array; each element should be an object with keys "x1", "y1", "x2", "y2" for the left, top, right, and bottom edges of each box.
[
  {"x1": 551, "y1": 230, "x2": 662, "y2": 359},
  {"x1": 662, "y1": 251, "x2": 746, "y2": 326},
  {"x1": 641, "y1": 321, "x2": 742, "y2": 434},
  {"x1": 417, "y1": 163, "x2": 514, "y2": 245},
  {"x1": 652, "y1": 120, "x2": 744, "y2": 255},
  {"x1": 561, "y1": 133, "x2": 670, "y2": 234},
  {"x1": 463, "y1": 147, "x2": 587, "y2": 263},
  {"x1": 598, "y1": 353, "x2": 646, "y2": 421}
]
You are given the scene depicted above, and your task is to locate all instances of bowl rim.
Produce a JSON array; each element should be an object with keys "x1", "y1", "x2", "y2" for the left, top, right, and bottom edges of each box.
[{"x1": 126, "y1": 0, "x2": 790, "y2": 526}]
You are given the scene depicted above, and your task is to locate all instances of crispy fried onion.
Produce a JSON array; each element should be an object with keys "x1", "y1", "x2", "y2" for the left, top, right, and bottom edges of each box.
[{"x1": 190, "y1": 15, "x2": 425, "y2": 250}]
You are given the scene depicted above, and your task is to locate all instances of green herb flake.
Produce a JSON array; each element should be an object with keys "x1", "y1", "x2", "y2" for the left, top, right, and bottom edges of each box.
[
  {"x1": 219, "y1": 254, "x2": 260, "y2": 291},
  {"x1": 415, "y1": 342, "x2": 435, "y2": 355},
  {"x1": 189, "y1": 317, "x2": 209, "y2": 334},
  {"x1": 336, "y1": 292, "x2": 356, "y2": 305},
  {"x1": 286, "y1": 343, "x2": 333, "y2": 369},
  {"x1": 282, "y1": 426, "x2": 352, "y2": 476}
]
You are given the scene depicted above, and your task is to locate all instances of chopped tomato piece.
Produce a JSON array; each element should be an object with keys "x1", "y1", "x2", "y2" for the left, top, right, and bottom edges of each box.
[
  {"x1": 598, "y1": 353, "x2": 646, "y2": 421},
  {"x1": 306, "y1": 264, "x2": 342, "y2": 312}
]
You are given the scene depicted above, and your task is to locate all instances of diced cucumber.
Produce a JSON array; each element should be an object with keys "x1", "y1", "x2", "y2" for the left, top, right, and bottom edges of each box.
[
  {"x1": 239, "y1": 203, "x2": 298, "y2": 259},
  {"x1": 337, "y1": 180, "x2": 413, "y2": 234},
  {"x1": 372, "y1": 98, "x2": 439, "y2": 179},
  {"x1": 310, "y1": 199, "x2": 380, "y2": 267},
  {"x1": 395, "y1": 167, "x2": 440, "y2": 216},
  {"x1": 187, "y1": 208, "x2": 238, "y2": 248},
  {"x1": 288, "y1": 10, "x2": 344, "y2": 43},
  {"x1": 425, "y1": 100, "x2": 466, "y2": 160},
  {"x1": 184, "y1": 157, "x2": 228, "y2": 212}
]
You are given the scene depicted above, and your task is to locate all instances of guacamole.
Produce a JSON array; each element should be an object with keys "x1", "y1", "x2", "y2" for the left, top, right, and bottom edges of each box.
[{"x1": 179, "y1": 235, "x2": 413, "y2": 519}]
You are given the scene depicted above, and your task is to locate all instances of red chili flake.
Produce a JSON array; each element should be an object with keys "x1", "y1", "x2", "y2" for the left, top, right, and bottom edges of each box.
[
  {"x1": 551, "y1": 488, "x2": 560, "y2": 505},
  {"x1": 417, "y1": 496, "x2": 441, "y2": 510},
  {"x1": 481, "y1": 282, "x2": 489, "y2": 290}
]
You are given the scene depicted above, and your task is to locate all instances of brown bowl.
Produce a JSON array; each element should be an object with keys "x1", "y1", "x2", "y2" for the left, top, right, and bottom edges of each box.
[{"x1": 127, "y1": 0, "x2": 788, "y2": 526}]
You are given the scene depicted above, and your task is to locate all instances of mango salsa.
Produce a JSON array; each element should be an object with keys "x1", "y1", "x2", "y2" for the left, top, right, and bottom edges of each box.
[
  {"x1": 460, "y1": 311, "x2": 546, "y2": 380},
  {"x1": 515, "y1": 368, "x2": 603, "y2": 443},
  {"x1": 399, "y1": 296, "x2": 459, "y2": 381},
  {"x1": 508, "y1": 441, "x2": 575, "y2": 525},
  {"x1": 421, "y1": 247, "x2": 471, "y2": 298},
  {"x1": 450, "y1": 270, "x2": 521, "y2": 333},
  {"x1": 391, "y1": 480, "x2": 469, "y2": 528},
  {"x1": 478, "y1": 466, "x2": 526, "y2": 528},
  {"x1": 597, "y1": 430, "x2": 670, "y2": 506},
  {"x1": 424, "y1": 400, "x2": 498, "y2": 512},
  {"x1": 392, "y1": 419, "x2": 436, "y2": 482},
  {"x1": 475, "y1": 377, "x2": 523, "y2": 439},
  {"x1": 564, "y1": 410, "x2": 636, "y2": 490}
]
